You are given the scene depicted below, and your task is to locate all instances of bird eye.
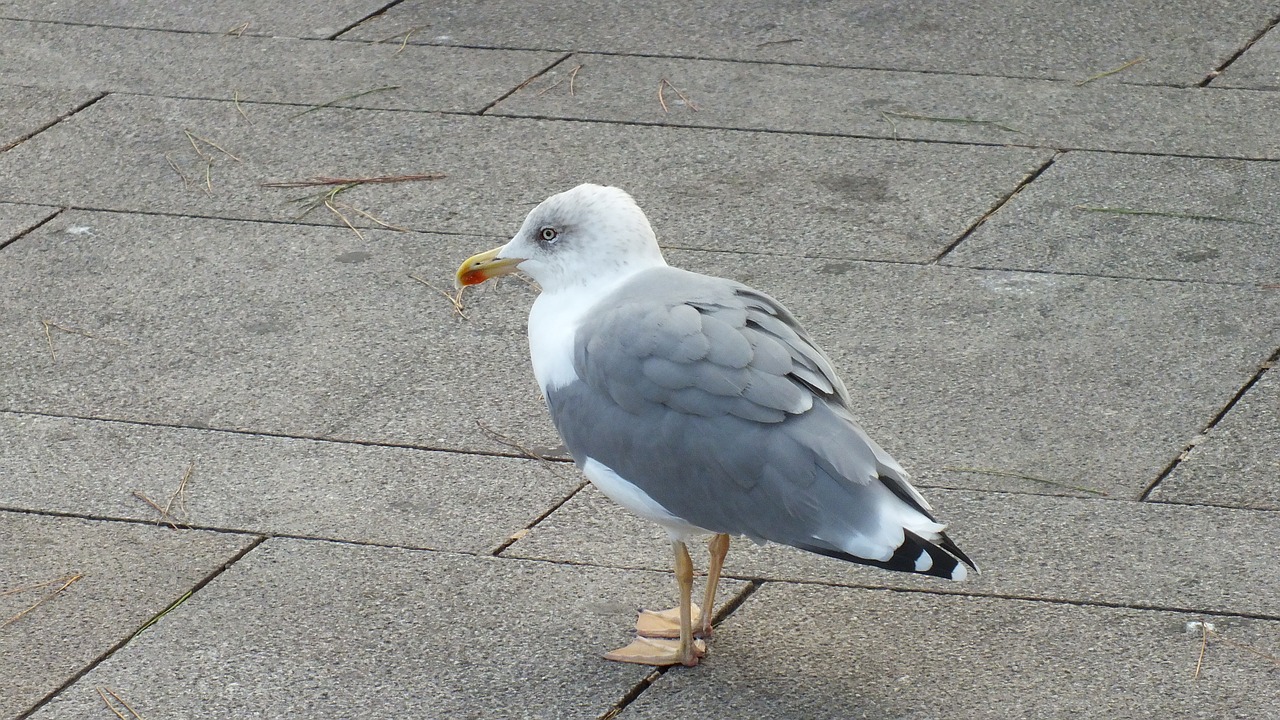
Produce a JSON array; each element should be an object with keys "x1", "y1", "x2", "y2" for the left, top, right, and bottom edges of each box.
[{"x1": 539, "y1": 227, "x2": 558, "y2": 243}]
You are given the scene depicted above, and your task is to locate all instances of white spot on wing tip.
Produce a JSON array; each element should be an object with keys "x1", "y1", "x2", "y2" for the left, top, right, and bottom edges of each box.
[
  {"x1": 950, "y1": 564, "x2": 968, "y2": 581},
  {"x1": 913, "y1": 551, "x2": 933, "y2": 573}
]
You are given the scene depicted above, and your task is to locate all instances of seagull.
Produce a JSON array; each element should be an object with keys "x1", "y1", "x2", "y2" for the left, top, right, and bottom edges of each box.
[{"x1": 456, "y1": 184, "x2": 975, "y2": 667}]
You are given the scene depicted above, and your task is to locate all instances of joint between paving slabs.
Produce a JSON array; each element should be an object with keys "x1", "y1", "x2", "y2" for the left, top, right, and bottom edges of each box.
[
  {"x1": 0, "y1": 207, "x2": 64, "y2": 252},
  {"x1": 478, "y1": 53, "x2": 576, "y2": 115},
  {"x1": 721, "y1": 575, "x2": 1280, "y2": 623},
  {"x1": 490, "y1": 479, "x2": 589, "y2": 555},
  {"x1": 0, "y1": 407, "x2": 570, "y2": 467},
  {"x1": 930, "y1": 149, "x2": 1064, "y2": 264},
  {"x1": 595, "y1": 580, "x2": 763, "y2": 720},
  {"x1": 325, "y1": 0, "x2": 411, "y2": 40},
  {"x1": 1, "y1": 92, "x2": 107, "y2": 153},
  {"x1": 1140, "y1": 345, "x2": 1280, "y2": 501},
  {"x1": 15, "y1": 535, "x2": 268, "y2": 720},
  {"x1": 1199, "y1": 11, "x2": 1280, "y2": 87}
]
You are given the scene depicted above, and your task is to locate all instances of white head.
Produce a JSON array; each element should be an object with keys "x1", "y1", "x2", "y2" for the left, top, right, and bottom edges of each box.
[{"x1": 456, "y1": 184, "x2": 667, "y2": 293}]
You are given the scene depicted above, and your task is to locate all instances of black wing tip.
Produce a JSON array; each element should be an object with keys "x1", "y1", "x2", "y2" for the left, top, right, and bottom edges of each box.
[{"x1": 796, "y1": 529, "x2": 977, "y2": 581}]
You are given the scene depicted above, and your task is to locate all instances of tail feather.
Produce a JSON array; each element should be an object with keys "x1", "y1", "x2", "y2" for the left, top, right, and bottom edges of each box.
[{"x1": 797, "y1": 528, "x2": 977, "y2": 581}]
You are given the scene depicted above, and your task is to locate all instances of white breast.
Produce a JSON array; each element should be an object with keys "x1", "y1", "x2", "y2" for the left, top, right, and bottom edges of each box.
[{"x1": 527, "y1": 279, "x2": 626, "y2": 395}]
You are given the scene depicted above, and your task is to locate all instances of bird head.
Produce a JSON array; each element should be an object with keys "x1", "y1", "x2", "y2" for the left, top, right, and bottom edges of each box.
[{"x1": 456, "y1": 184, "x2": 667, "y2": 293}]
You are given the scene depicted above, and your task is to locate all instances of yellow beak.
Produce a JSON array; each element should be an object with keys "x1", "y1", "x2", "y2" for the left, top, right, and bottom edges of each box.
[{"x1": 455, "y1": 246, "x2": 524, "y2": 288}]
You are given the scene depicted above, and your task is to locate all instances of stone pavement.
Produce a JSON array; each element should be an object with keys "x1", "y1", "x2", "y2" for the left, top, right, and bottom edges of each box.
[{"x1": 1, "y1": 2, "x2": 1277, "y2": 718}]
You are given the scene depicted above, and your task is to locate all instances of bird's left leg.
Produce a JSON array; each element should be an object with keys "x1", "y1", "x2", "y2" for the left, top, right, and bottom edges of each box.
[
  {"x1": 635, "y1": 533, "x2": 730, "y2": 639},
  {"x1": 697, "y1": 533, "x2": 730, "y2": 637}
]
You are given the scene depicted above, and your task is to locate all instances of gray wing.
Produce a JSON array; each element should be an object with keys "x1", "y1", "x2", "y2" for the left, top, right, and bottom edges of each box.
[{"x1": 546, "y1": 266, "x2": 973, "y2": 579}]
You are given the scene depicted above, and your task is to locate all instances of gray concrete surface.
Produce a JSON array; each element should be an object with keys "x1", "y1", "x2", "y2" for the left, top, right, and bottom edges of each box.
[
  {"x1": 0, "y1": 94, "x2": 1051, "y2": 262},
  {"x1": 618, "y1": 583, "x2": 1280, "y2": 719},
  {"x1": 1152, "y1": 369, "x2": 1280, "y2": 511},
  {"x1": 492, "y1": 53, "x2": 1280, "y2": 159},
  {"x1": 0, "y1": 85, "x2": 99, "y2": 151},
  {"x1": 0, "y1": 511, "x2": 256, "y2": 717},
  {"x1": 0, "y1": 1, "x2": 387, "y2": 38},
  {"x1": 346, "y1": 0, "x2": 1276, "y2": 85},
  {"x1": 0, "y1": 19, "x2": 563, "y2": 114},
  {"x1": 2, "y1": 4, "x2": 1277, "y2": 720},
  {"x1": 27, "y1": 539, "x2": 747, "y2": 720},
  {"x1": 0, "y1": 203, "x2": 57, "y2": 246},
  {"x1": 1216, "y1": 27, "x2": 1280, "y2": 89},
  {"x1": 944, "y1": 152, "x2": 1280, "y2": 283},
  {"x1": 0, "y1": 412, "x2": 580, "y2": 552}
]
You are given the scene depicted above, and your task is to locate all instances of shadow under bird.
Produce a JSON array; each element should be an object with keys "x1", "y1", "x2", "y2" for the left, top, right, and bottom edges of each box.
[{"x1": 456, "y1": 184, "x2": 976, "y2": 667}]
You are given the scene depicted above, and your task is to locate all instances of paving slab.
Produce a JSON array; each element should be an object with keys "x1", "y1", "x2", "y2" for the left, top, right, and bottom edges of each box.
[
  {"x1": 1216, "y1": 26, "x2": 1280, "y2": 90},
  {"x1": 0, "y1": 511, "x2": 257, "y2": 719},
  {"x1": 3, "y1": 213, "x2": 1277, "y2": 494},
  {"x1": 0, "y1": 19, "x2": 561, "y2": 114},
  {"x1": 944, "y1": 152, "x2": 1280, "y2": 284},
  {"x1": 0, "y1": 84, "x2": 98, "y2": 151},
  {"x1": 345, "y1": 0, "x2": 1276, "y2": 86},
  {"x1": 1150, "y1": 368, "x2": 1280, "y2": 511},
  {"x1": 0, "y1": 93, "x2": 1051, "y2": 263},
  {"x1": 0, "y1": 203, "x2": 58, "y2": 246},
  {"x1": 0, "y1": 412, "x2": 581, "y2": 552},
  {"x1": 0, "y1": 210, "x2": 563, "y2": 454},
  {"x1": 507, "y1": 485, "x2": 1280, "y2": 618},
  {"x1": 27, "y1": 538, "x2": 747, "y2": 720},
  {"x1": 0, "y1": 1, "x2": 386, "y2": 39},
  {"x1": 493, "y1": 53, "x2": 1280, "y2": 160},
  {"x1": 617, "y1": 583, "x2": 1280, "y2": 719}
]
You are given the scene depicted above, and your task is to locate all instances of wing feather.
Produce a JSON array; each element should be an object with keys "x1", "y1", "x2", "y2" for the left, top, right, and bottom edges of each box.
[{"x1": 554, "y1": 266, "x2": 973, "y2": 579}]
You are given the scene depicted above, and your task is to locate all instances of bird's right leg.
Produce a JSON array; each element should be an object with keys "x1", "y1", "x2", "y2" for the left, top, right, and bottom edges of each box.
[{"x1": 603, "y1": 540, "x2": 705, "y2": 667}]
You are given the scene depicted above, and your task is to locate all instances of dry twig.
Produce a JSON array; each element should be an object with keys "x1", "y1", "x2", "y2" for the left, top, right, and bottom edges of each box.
[
  {"x1": 569, "y1": 64, "x2": 583, "y2": 96},
  {"x1": 227, "y1": 21, "x2": 250, "y2": 37},
  {"x1": 475, "y1": 420, "x2": 567, "y2": 471},
  {"x1": 263, "y1": 175, "x2": 443, "y2": 238},
  {"x1": 1073, "y1": 205, "x2": 1261, "y2": 225},
  {"x1": 375, "y1": 25, "x2": 428, "y2": 45},
  {"x1": 1210, "y1": 630, "x2": 1280, "y2": 667},
  {"x1": 409, "y1": 273, "x2": 469, "y2": 320},
  {"x1": 342, "y1": 203, "x2": 409, "y2": 232},
  {"x1": 260, "y1": 174, "x2": 445, "y2": 188},
  {"x1": 1075, "y1": 57, "x2": 1147, "y2": 86},
  {"x1": 163, "y1": 463, "x2": 195, "y2": 522},
  {"x1": 97, "y1": 687, "x2": 146, "y2": 720},
  {"x1": 1193, "y1": 620, "x2": 1210, "y2": 680},
  {"x1": 233, "y1": 89, "x2": 251, "y2": 123},
  {"x1": 658, "y1": 78, "x2": 699, "y2": 113},
  {"x1": 133, "y1": 491, "x2": 179, "y2": 529},
  {"x1": 879, "y1": 111, "x2": 900, "y2": 140},
  {"x1": 1, "y1": 573, "x2": 83, "y2": 629},
  {"x1": 757, "y1": 38, "x2": 802, "y2": 47},
  {"x1": 39, "y1": 317, "x2": 118, "y2": 363},
  {"x1": 164, "y1": 153, "x2": 190, "y2": 187},
  {"x1": 183, "y1": 130, "x2": 241, "y2": 162},
  {"x1": 536, "y1": 76, "x2": 567, "y2": 97},
  {"x1": 323, "y1": 195, "x2": 364, "y2": 241}
]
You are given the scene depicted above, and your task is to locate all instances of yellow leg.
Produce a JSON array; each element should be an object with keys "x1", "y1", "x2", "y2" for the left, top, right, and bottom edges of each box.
[
  {"x1": 698, "y1": 533, "x2": 730, "y2": 637},
  {"x1": 636, "y1": 533, "x2": 730, "y2": 639},
  {"x1": 603, "y1": 541, "x2": 705, "y2": 667}
]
